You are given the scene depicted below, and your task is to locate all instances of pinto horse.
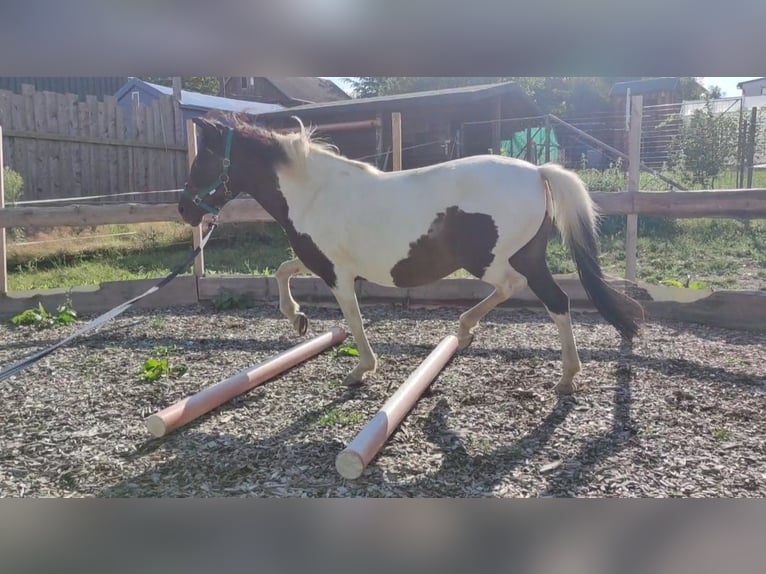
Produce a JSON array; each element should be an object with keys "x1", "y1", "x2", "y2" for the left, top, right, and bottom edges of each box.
[{"x1": 178, "y1": 115, "x2": 643, "y2": 394}]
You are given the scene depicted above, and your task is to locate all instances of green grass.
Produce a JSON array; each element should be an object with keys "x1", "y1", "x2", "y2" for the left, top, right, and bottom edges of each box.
[
  {"x1": 8, "y1": 222, "x2": 294, "y2": 291},
  {"x1": 6, "y1": 200, "x2": 766, "y2": 293},
  {"x1": 317, "y1": 407, "x2": 364, "y2": 427}
]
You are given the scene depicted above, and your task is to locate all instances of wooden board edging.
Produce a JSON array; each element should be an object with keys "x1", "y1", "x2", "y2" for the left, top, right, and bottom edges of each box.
[
  {"x1": 0, "y1": 275, "x2": 763, "y2": 333},
  {"x1": 0, "y1": 277, "x2": 198, "y2": 319}
]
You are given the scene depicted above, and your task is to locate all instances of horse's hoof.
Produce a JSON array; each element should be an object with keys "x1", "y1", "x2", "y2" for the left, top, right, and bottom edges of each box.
[
  {"x1": 342, "y1": 373, "x2": 365, "y2": 387},
  {"x1": 457, "y1": 333, "x2": 474, "y2": 351},
  {"x1": 554, "y1": 381, "x2": 576, "y2": 395},
  {"x1": 293, "y1": 313, "x2": 308, "y2": 336}
]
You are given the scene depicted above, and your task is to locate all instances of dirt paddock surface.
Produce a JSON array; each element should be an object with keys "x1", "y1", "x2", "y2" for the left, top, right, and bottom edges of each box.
[{"x1": 0, "y1": 302, "x2": 764, "y2": 498}]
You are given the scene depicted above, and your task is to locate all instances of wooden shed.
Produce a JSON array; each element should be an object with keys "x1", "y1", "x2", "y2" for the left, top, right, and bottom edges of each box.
[{"x1": 254, "y1": 82, "x2": 544, "y2": 170}]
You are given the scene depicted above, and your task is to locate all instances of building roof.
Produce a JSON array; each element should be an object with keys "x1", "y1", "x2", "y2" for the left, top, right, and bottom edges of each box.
[
  {"x1": 262, "y1": 77, "x2": 350, "y2": 104},
  {"x1": 115, "y1": 78, "x2": 284, "y2": 114},
  {"x1": 256, "y1": 81, "x2": 541, "y2": 120},
  {"x1": 609, "y1": 77, "x2": 681, "y2": 97},
  {"x1": 736, "y1": 77, "x2": 766, "y2": 88}
]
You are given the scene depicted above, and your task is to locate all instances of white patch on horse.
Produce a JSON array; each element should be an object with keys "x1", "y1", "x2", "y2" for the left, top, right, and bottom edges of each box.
[{"x1": 272, "y1": 127, "x2": 547, "y2": 288}]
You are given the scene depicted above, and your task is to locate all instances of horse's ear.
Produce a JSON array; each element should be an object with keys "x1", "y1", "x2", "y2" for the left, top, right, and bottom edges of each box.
[
  {"x1": 192, "y1": 117, "x2": 219, "y2": 132},
  {"x1": 288, "y1": 115, "x2": 310, "y2": 159},
  {"x1": 192, "y1": 117, "x2": 225, "y2": 146}
]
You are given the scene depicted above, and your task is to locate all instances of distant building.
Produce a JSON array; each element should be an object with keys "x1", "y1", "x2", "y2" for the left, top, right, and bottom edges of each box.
[
  {"x1": 218, "y1": 77, "x2": 351, "y2": 107},
  {"x1": 256, "y1": 82, "x2": 545, "y2": 170},
  {"x1": 736, "y1": 78, "x2": 766, "y2": 97}
]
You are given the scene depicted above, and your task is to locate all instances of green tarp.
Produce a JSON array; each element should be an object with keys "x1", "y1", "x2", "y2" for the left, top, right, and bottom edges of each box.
[{"x1": 500, "y1": 128, "x2": 559, "y2": 163}]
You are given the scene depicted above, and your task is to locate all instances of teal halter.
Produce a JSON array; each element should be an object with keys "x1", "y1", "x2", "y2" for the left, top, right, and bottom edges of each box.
[{"x1": 182, "y1": 127, "x2": 234, "y2": 216}]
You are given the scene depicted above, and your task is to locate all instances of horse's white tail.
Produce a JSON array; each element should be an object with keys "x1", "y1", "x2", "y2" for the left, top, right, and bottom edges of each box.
[
  {"x1": 538, "y1": 162, "x2": 598, "y2": 249},
  {"x1": 538, "y1": 163, "x2": 644, "y2": 340}
]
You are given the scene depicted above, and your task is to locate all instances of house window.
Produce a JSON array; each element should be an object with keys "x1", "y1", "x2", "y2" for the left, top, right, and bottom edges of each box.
[
  {"x1": 761, "y1": 86, "x2": 766, "y2": 95},
  {"x1": 131, "y1": 91, "x2": 140, "y2": 105},
  {"x1": 241, "y1": 77, "x2": 248, "y2": 89}
]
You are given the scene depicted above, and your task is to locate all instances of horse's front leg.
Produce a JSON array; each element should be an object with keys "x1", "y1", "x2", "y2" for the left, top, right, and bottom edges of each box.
[
  {"x1": 332, "y1": 275, "x2": 378, "y2": 386},
  {"x1": 275, "y1": 258, "x2": 309, "y2": 335}
]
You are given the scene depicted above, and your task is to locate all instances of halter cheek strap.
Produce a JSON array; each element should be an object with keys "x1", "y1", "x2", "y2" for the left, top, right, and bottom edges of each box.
[{"x1": 181, "y1": 128, "x2": 234, "y2": 216}]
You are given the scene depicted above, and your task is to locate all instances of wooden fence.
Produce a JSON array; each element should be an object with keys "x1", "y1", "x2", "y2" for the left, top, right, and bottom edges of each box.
[
  {"x1": 1, "y1": 116, "x2": 766, "y2": 318},
  {"x1": 0, "y1": 85, "x2": 187, "y2": 204}
]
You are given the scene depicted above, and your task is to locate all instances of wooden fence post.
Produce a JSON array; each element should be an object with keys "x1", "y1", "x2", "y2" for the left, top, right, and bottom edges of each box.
[
  {"x1": 544, "y1": 115, "x2": 551, "y2": 163},
  {"x1": 0, "y1": 125, "x2": 6, "y2": 295},
  {"x1": 625, "y1": 95, "x2": 643, "y2": 282},
  {"x1": 185, "y1": 119, "x2": 205, "y2": 277},
  {"x1": 746, "y1": 107, "x2": 757, "y2": 189},
  {"x1": 392, "y1": 112, "x2": 402, "y2": 171}
]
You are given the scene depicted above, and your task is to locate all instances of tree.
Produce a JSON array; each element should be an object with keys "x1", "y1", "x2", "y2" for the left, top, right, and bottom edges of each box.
[
  {"x1": 669, "y1": 99, "x2": 739, "y2": 188},
  {"x1": 708, "y1": 85, "x2": 724, "y2": 99},
  {"x1": 347, "y1": 77, "x2": 501, "y2": 98},
  {"x1": 678, "y1": 77, "x2": 707, "y2": 100},
  {"x1": 346, "y1": 76, "x2": 625, "y2": 116}
]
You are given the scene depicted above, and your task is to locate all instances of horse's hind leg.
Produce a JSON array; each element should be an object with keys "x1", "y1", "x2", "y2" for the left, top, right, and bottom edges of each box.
[
  {"x1": 457, "y1": 269, "x2": 525, "y2": 350},
  {"x1": 275, "y1": 258, "x2": 309, "y2": 335},
  {"x1": 510, "y1": 217, "x2": 581, "y2": 394},
  {"x1": 527, "y1": 273, "x2": 581, "y2": 395}
]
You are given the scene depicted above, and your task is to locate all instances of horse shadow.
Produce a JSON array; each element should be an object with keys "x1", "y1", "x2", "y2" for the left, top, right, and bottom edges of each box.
[{"x1": 389, "y1": 338, "x2": 636, "y2": 497}]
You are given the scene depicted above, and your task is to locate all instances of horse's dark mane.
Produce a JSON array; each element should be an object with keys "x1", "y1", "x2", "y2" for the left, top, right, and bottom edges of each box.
[
  {"x1": 200, "y1": 110, "x2": 376, "y2": 172},
  {"x1": 202, "y1": 110, "x2": 276, "y2": 139}
]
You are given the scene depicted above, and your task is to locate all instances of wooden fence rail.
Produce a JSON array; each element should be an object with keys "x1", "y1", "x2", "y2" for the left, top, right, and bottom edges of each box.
[{"x1": 1, "y1": 190, "x2": 764, "y2": 229}]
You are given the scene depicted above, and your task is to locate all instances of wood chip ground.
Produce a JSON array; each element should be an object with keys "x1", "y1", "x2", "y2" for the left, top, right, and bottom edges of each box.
[{"x1": 1, "y1": 303, "x2": 764, "y2": 497}]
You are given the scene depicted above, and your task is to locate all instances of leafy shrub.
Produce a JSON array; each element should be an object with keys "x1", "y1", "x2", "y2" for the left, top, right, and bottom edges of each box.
[
  {"x1": 11, "y1": 301, "x2": 77, "y2": 329},
  {"x1": 139, "y1": 345, "x2": 188, "y2": 382},
  {"x1": 3, "y1": 167, "x2": 24, "y2": 205}
]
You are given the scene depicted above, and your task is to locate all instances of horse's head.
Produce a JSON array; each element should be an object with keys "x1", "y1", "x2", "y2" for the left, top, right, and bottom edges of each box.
[
  {"x1": 179, "y1": 115, "x2": 295, "y2": 226},
  {"x1": 178, "y1": 117, "x2": 240, "y2": 226}
]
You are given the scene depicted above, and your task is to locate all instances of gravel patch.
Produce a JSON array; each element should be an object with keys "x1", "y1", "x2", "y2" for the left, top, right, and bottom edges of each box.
[{"x1": 0, "y1": 301, "x2": 764, "y2": 497}]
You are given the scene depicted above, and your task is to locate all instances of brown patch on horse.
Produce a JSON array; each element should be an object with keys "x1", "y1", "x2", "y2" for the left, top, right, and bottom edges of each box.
[
  {"x1": 390, "y1": 206, "x2": 498, "y2": 287},
  {"x1": 509, "y1": 214, "x2": 569, "y2": 315}
]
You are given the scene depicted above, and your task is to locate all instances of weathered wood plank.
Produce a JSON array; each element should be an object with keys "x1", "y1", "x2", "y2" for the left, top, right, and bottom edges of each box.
[
  {"x1": 0, "y1": 197, "x2": 270, "y2": 227},
  {"x1": 115, "y1": 105, "x2": 128, "y2": 202},
  {"x1": 644, "y1": 291, "x2": 766, "y2": 332},
  {"x1": 2, "y1": 188, "x2": 764, "y2": 229},
  {"x1": 20, "y1": 85, "x2": 36, "y2": 196},
  {"x1": 0, "y1": 276, "x2": 198, "y2": 318},
  {"x1": 64, "y1": 94, "x2": 80, "y2": 197},
  {"x1": 0, "y1": 91, "x2": 13, "y2": 173},
  {"x1": 46, "y1": 91, "x2": 62, "y2": 201},
  {"x1": 77, "y1": 101, "x2": 91, "y2": 198},
  {"x1": 32, "y1": 89, "x2": 47, "y2": 199},
  {"x1": 590, "y1": 189, "x2": 766, "y2": 218},
  {"x1": 86, "y1": 95, "x2": 99, "y2": 198},
  {"x1": 148, "y1": 100, "x2": 158, "y2": 197},
  {"x1": 104, "y1": 96, "x2": 118, "y2": 200},
  {"x1": 97, "y1": 97, "x2": 109, "y2": 198},
  {"x1": 0, "y1": 125, "x2": 7, "y2": 294},
  {"x1": 2, "y1": 128, "x2": 187, "y2": 152}
]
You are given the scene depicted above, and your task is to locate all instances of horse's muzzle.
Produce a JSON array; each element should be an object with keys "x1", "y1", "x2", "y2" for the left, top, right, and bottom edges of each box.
[{"x1": 178, "y1": 202, "x2": 203, "y2": 227}]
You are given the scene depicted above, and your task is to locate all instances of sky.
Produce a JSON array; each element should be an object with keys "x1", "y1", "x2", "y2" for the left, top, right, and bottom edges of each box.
[
  {"x1": 701, "y1": 77, "x2": 758, "y2": 97},
  {"x1": 326, "y1": 77, "x2": 762, "y2": 98}
]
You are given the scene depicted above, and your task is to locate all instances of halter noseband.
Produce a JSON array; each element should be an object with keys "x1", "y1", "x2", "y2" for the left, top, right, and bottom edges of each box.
[{"x1": 181, "y1": 127, "x2": 235, "y2": 216}]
